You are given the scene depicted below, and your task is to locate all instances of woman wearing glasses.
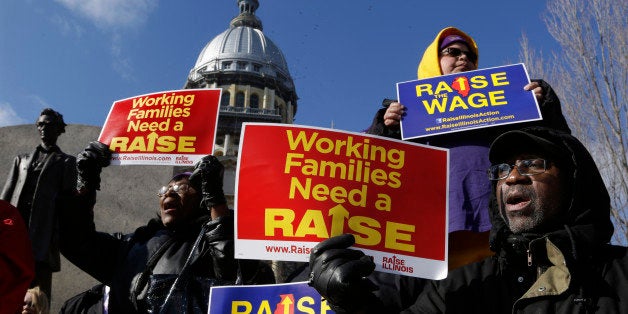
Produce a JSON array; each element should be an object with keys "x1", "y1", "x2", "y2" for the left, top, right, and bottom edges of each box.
[
  {"x1": 60, "y1": 147, "x2": 274, "y2": 314},
  {"x1": 361, "y1": 27, "x2": 572, "y2": 312}
]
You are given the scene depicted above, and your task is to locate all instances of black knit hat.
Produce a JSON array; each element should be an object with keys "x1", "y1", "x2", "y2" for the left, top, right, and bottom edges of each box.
[{"x1": 489, "y1": 129, "x2": 569, "y2": 164}]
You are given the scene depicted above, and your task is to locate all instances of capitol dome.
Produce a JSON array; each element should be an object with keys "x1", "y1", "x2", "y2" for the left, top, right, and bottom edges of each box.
[
  {"x1": 184, "y1": 0, "x2": 297, "y2": 158},
  {"x1": 187, "y1": 0, "x2": 294, "y2": 92}
]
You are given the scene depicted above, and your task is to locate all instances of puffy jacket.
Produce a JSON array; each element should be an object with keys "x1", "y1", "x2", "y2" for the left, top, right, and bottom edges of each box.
[
  {"x1": 402, "y1": 127, "x2": 628, "y2": 313},
  {"x1": 60, "y1": 192, "x2": 275, "y2": 313}
]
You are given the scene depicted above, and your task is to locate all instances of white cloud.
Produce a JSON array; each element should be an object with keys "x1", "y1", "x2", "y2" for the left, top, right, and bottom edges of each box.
[
  {"x1": 53, "y1": 0, "x2": 158, "y2": 81},
  {"x1": 50, "y1": 14, "x2": 85, "y2": 37},
  {"x1": 110, "y1": 34, "x2": 136, "y2": 81},
  {"x1": 0, "y1": 103, "x2": 28, "y2": 127},
  {"x1": 25, "y1": 94, "x2": 51, "y2": 109},
  {"x1": 54, "y1": 0, "x2": 158, "y2": 30}
]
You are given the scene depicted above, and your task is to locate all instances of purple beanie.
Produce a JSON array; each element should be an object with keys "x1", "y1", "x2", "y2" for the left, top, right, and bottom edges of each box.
[{"x1": 440, "y1": 35, "x2": 469, "y2": 49}]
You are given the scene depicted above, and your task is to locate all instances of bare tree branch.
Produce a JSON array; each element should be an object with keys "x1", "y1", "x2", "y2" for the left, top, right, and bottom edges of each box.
[{"x1": 519, "y1": 0, "x2": 628, "y2": 245}]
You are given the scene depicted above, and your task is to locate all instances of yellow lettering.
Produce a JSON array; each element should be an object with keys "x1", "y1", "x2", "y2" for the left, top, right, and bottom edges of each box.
[
  {"x1": 321, "y1": 300, "x2": 332, "y2": 313},
  {"x1": 286, "y1": 130, "x2": 317, "y2": 151},
  {"x1": 434, "y1": 81, "x2": 454, "y2": 94},
  {"x1": 311, "y1": 184, "x2": 329, "y2": 202},
  {"x1": 284, "y1": 153, "x2": 304, "y2": 174},
  {"x1": 125, "y1": 119, "x2": 170, "y2": 132},
  {"x1": 127, "y1": 137, "x2": 147, "y2": 152},
  {"x1": 491, "y1": 72, "x2": 509, "y2": 86},
  {"x1": 172, "y1": 107, "x2": 183, "y2": 117},
  {"x1": 110, "y1": 137, "x2": 129, "y2": 151},
  {"x1": 422, "y1": 98, "x2": 448, "y2": 114},
  {"x1": 155, "y1": 136, "x2": 176, "y2": 152},
  {"x1": 349, "y1": 216, "x2": 381, "y2": 246},
  {"x1": 468, "y1": 93, "x2": 488, "y2": 108},
  {"x1": 173, "y1": 121, "x2": 184, "y2": 131},
  {"x1": 385, "y1": 222, "x2": 415, "y2": 252},
  {"x1": 256, "y1": 300, "x2": 272, "y2": 314},
  {"x1": 289, "y1": 177, "x2": 310, "y2": 199},
  {"x1": 375, "y1": 193, "x2": 392, "y2": 211},
  {"x1": 126, "y1": 120, "x2": 140, "y2": 132},
  {"x1": 302, "y1": 159, "x2": 318, "y2": 176},
  {"x1": 315, "y1": 137, "x2": 334, "y2": 154},
  {"x1": 370, "y1": 169, "x2": 387, "y2": 186},
  {"x1": 329, "y1": 186, "x2": 347, "y2": 203},
  {"x1": 348, "y1": 185, "x2": 367, "y2": 207},
  {"x1": 177, "y1": 136, "x2": 196, "y2": 152},
  {"x1": 448, "y1": 96, "x2": 469, "y2": 111},
  {"x1": 387, "y1": 172, "x2": 401, "y2": 188},
  {"x1": 264, "y1": 208, "x2": 294, "y2": 236},
  {"x1": 454, "y1": 77, "x2": 467, "y2": 91},
  {"x1": 295, "y1": 210, "x2": 328, "y2": 237},
  {"x1": 297, "y1": 297, "x2": 316, "y2": 314},
  {"x1": 488, "y1": 90, "x2": 507, "y2": 106},
  {"x1": 470, "y1": 75, "x2": 488, "y2": 89},
  {"x1": 127, "y1": 109, "x2": 139, "y2": 120},
  {"x1": 415, "y1": 83, "x2": 433, "y2": 97},
  {"x1": 231, "y1": 301, "x2": 252, "y2": 314}
]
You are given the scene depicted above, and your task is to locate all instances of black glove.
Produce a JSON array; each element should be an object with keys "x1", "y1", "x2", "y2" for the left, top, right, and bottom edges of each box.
[
  {"x1": 189, "y1": 155, "x2": 226, "y2": 208},
  {"x1": 308, "y1": 234, "x2": 380, "y2": 313},
  {"x1": 76, "y1": 141, "x2": 111, "y2": 191}
]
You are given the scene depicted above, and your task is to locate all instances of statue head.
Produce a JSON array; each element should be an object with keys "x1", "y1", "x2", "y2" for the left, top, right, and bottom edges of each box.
[{"x1": 35, "y1": 108, "x2": 66, "y2": 146}]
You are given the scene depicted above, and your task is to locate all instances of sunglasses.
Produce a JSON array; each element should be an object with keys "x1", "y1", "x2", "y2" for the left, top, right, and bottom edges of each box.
[{"x1": 440, "y1": 47, "x2": 477, "y2": 63}]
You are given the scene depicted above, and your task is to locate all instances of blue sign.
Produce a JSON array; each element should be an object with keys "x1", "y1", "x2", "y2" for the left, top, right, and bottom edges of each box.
[
  {"x1": 208, "y1": 281, "x2": 336, "y2": 314},
  {"x1": 397, "y1": 63, "x2": 541, "y2": 140}
]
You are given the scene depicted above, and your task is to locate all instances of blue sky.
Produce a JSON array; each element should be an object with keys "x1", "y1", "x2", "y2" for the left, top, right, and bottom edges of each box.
[{"x1": 0, "y1": 0, "x2": 559, "y2": 132}]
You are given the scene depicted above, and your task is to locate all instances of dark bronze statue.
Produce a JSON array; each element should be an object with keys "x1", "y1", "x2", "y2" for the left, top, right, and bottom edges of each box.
[{"x1": 1, "y1": 108, "x2": 77, "y2": 302}]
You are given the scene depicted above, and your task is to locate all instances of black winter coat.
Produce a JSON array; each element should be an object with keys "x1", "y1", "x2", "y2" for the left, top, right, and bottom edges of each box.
[
  {"x1": 60, "y1": 192, "x2": 274, "y2": 313},
  {"x1": 396, "y1": 128, "x2": 628, "y2": 313},
  {"x1": 406, "y1": 243, "x2": 628, "y2": 313}
]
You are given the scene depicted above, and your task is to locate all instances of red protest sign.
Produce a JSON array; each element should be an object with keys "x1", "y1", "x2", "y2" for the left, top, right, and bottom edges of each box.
[
  {"x1": 98, "y1": 89, "x2": 221, "y2": 166},
  {"x1": 235, "y1": 123, "x2": 449, "y2": 279}
]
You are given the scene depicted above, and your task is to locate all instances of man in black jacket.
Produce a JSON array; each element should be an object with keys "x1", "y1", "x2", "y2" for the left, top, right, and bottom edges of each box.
[
  {"x1": 308, "y1": 127, "x2": 628, "y2": 313},
  {"x1": 60, "y1": 143, "x2": 274, "y2": 313},
  {"x1": 1, "y1": 108, "x2": 76, "y2": 301}
]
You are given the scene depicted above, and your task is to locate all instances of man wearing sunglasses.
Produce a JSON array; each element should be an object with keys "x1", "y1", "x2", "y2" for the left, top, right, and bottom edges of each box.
[
  {"x1": 365, "y1": 27, "x2": 572, "y2": 271},
  {"x1": 59, "y1": 145, "x2": 275, "y2": 313},
  {"x1": 308, "y1": 127, "x2": 628, "y2": 313}
]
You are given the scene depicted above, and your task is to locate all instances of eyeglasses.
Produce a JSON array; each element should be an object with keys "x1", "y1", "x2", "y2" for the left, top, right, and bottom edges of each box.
[
  {"x1": 488, "y1": 159, "x2": 547, "y2": 180},
  {"x1": 440, "y1": 47, "x2": 477, "y2": 63},
  {"x1": 157, "y1": 183, "x2": 192, "y2": 197}
]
